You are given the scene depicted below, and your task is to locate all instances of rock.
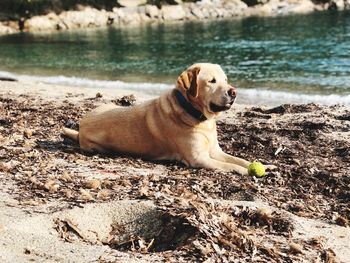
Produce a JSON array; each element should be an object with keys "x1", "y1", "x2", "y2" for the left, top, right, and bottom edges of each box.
[
  {"x1": 117, "y1": 7, "x2": 142, "y2": 25},
  {"x1": 246, "y1": 0, "x2": 287, "y2": 16},
  {"x1": 209, "y1": 8, "x2": 219, "y2": 18},
  {"x1": 145, "y1": 5, "x2": 160, "y2": 19},
  {"x1": 122, "y1": 13, "x2": 142, "y2": 25},
  {"x1": 215, "y1": 8, "x2": 224, "y2": 17},
  {"x1": 345, "y1": 0, "x2": 350, "y2": 9},
  {"x1": 119, "y1": 6, "x2": 139, "y2": 14},
  {"x1": 198, "y1": 0, "x2": 214, "y2": 6},
  {"x1": 0, "y1": 0, "x2": 328, "y2": 34},
  {"x1": 224, "y1": 0, "x2": 248, "y2": 14},
  {"x1": 24, "y1": 13, "x2": 59, "y2": 32},
  {"x1": 196, "y1": 6, "x2": 212, "y2": 19},
  {"x1": 330, "y1": 0, "x2": 345, "y2": 10},
  {"x1": 161, "y1": 5, "x2": 187, "y2": 20},
  {"x1": 244, "y1": 4, "x2": 273, "y2": 16},
  {"x1": 0, "y1": 22, "x2": 16, "y2": 35},
  {"x1": 191, "y1": 6, "x2": 205, "y2": 19},
  {"x1": 139, "y1": 13, "x2": 152, "y2": 22},
  {"x1": 111, "y1": 8, "x2": 125, "y2": 24},
  {"x1": 245, "y1": 0, "x2": 315, "y2": 16},
  {"x1": 181, "y1": 4, "x2": 195, "y2": 19},
  {"x1": 119, "y1": 0, "x2": 147, "y2": 7},
  {"x1": 107, "y1": 11, "x2": 119, "y2": 25},
  {"x1": 4, "y1": 21, "x2": 20, "y2": 31},
  {"x1": 59, "y1": 7, "x2": 109, "y2": 29},
  {"x1": 108, "y1": 12, "x2": 119, "y2": 24},
  {"x1": 286, "y1": 0, "x2": 316, "y2": 14},
  {"x1": 56, "y1": 21, "x2": 68, "y2": 30}
]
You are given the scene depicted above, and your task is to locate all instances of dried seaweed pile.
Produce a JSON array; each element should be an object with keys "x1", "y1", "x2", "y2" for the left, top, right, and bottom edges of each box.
[
  {"x1": 0, "y1": 93, "x2": 349, "y2": 262},
  {"x1": 218, "y1": 104, "x2": 350, "y2": 225}
]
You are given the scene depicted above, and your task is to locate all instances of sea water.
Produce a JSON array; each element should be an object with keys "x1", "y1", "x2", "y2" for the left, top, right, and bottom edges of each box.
[{"x1": 0, "y1": 11, "x2": 349, "y2": 105}]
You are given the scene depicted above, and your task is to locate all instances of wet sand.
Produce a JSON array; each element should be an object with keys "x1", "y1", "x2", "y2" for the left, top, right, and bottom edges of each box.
[{"x1": 0, "y1": 79, "x2": 349, "y2": 262}]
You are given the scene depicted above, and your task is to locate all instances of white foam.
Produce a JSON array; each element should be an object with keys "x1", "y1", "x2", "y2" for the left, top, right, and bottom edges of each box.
[
  {"x1": 1, "y1": 70, "x2": 349, "y2": 106},
  {"x1": 238, "y1": 88, "x2": 350, "y2": 106},
  {"x1": 0, "y1": 71, "x2": 17, "y2": 80},
  {"x1": 22, "y1": 74, "x2": 173, "y2": 91}
]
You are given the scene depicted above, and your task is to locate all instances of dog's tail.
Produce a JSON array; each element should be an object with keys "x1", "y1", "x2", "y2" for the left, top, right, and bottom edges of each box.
[{"x1": 62, "y1": 127, "x2": 79, "y2": 142}]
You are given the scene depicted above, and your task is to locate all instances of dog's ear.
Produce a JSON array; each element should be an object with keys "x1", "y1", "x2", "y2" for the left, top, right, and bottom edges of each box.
[{"x1": 177, "y1": 67, "x2": 200, "y2": 98}]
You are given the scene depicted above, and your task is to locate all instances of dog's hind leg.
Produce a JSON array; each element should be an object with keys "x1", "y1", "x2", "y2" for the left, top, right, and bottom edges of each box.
[{"x1": 62, "y1": 127, "x2": 79, "y2": 141}]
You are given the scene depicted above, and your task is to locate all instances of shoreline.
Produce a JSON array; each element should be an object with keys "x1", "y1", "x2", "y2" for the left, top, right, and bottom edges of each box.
[
  {"x1": 1, "y1": 72, "x2": 350, "y2": 107},
  {"x1": 0, "y1": 0, "x2": 349, "y2": 35}
]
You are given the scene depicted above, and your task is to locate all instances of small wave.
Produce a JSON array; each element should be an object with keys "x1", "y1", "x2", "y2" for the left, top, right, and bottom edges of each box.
[
  {"x1": 0, "y1": 71, "x2": 17, "y2": 80},
  {"x1": 22, "y1": 74, "x2": 173, "y2": 91},
  {"x1": 1, "y1": 70, "x2": 349, "y2": 106},
  {"x1": 0, "y1": 70, "x2": 173, "y2": 91},
  {"x1": 238, "y1": 88, "x2": 350, "y2": 106}
]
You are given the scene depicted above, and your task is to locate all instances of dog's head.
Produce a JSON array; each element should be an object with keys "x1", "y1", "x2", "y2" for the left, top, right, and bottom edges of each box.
[{"x1": 176, "y1": 63, "x2": 237, "y2": 119}]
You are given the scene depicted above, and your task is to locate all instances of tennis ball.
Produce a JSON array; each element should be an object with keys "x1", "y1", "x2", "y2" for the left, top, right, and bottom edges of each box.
[{"x1": 248, "y1": 161, "x2": 265, "y2": 177}]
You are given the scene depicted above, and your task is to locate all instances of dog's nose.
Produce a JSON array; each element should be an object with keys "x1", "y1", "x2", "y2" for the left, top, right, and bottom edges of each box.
[{"x1": 227, "y1": 87, "x2": 237, "y2": 99}]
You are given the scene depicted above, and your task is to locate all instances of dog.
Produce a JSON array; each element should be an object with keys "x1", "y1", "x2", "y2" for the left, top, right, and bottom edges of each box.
[{"x1": 63, "y1": 63, "x2": 269, "y2": 175}]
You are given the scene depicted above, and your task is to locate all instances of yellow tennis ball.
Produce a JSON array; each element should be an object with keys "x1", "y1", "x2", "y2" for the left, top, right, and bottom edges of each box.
[{"x1": 248, "y1": 161, "x2": 265, "y2": 177}]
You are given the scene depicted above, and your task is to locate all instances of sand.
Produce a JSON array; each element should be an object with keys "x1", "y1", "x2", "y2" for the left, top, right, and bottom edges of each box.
[{"x1": 0, "y1": 79, "x2": 349, "y2": 262}]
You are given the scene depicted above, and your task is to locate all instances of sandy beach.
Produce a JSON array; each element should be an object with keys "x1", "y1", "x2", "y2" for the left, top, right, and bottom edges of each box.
[{"x1": 0, "y1": 79, "x2": 349, "y2": 262}]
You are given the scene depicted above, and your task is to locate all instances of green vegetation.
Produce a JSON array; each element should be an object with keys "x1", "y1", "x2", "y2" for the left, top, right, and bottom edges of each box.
[
  {"x1": 0, "y1": 0, "x2": 119, "y2": 20},
  {"x1": 0, "y1": 0, "x2": 201, "y2": 21}
]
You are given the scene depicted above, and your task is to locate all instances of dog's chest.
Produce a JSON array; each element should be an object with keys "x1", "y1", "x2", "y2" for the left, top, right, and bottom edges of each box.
[{"x1": 194, "y1": 120, "x2": 218, "y2": 144}]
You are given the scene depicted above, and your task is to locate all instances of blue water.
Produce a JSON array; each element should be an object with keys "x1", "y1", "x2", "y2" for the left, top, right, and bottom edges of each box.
[{"x1": 0, "y1": 11, "x2": 349, "y2": 105}]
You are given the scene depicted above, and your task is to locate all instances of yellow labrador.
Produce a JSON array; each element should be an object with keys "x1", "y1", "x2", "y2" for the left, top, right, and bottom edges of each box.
[{"x1": 63, "y1": 63, "x2": 255, "y2": 175}]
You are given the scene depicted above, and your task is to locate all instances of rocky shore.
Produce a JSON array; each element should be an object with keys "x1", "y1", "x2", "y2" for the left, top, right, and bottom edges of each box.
[{"x1": 0, "y1": 0, "x2": 349, "y2": 35}]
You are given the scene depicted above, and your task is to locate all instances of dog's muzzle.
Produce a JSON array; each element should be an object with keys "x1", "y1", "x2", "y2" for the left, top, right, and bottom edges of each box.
[{"x1": 210, "y1": 99, "x2": 235, "y2": 112}]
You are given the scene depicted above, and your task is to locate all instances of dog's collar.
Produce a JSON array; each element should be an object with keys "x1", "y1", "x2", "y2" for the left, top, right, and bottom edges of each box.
[{"x1": 174, "y1": 89, "x2": 207, "y2": 122}]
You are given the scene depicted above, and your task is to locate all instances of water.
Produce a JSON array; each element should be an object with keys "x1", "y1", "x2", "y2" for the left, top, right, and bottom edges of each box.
[{"x1": 0, "y1": 11, "x2": 350, "y2": 105}]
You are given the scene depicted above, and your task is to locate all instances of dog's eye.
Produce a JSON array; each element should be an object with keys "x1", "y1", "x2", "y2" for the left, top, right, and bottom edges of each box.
[{"x1": 209, "y1": 78, "x2": 216, "y2": 84}]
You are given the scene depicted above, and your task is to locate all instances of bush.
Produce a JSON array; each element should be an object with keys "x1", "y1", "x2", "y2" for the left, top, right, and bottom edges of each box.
[
  {"x1": 0, "y1": 0, "x2": 119, "y2": 21},
  {"x1": 240, "y1": 0, "x2": 268, "y2": 6}
]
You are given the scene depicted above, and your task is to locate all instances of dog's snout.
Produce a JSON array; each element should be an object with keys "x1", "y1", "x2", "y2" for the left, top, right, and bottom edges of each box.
[{"x1": 227, "y1": 87, "x2": 237, "y2": 99}]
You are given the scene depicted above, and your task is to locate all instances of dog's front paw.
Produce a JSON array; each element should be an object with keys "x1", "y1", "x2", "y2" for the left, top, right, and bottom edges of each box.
[{"x1": 240, "y1": 169, "x2": 249, "y2": 176}]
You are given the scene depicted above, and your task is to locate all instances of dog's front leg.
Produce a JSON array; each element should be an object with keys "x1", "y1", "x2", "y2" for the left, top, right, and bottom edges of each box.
[
  {"x1": 210, "y1": 144, "x2": 277, "y2": 171},
  {"x1": 210, "y1": 144, "x2": 250, "y2": 168},
  {"x1": 188, "y1": 152, "x2": 248, "y2": 175}
]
